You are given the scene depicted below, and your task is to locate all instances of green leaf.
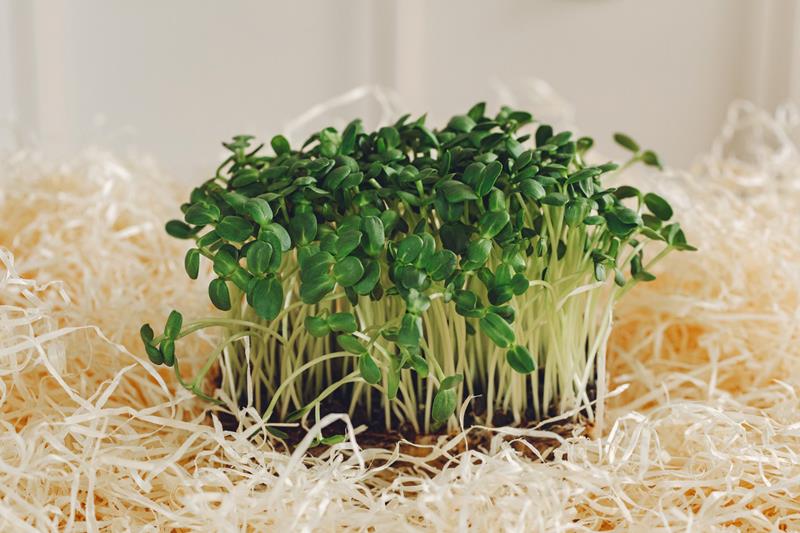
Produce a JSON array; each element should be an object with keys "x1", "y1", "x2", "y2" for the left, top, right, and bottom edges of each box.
[
  {"x1": 641, "y1": 150, "x2": 662, "y2": 170},
  {"x1": 614, "y1": 206, "x2": 641, "y2": 225},
  {"x1": 576, "y1": 137, "x2": 594, "y2": 152},
  {"x1": 674, "y1": 241, "x2": 698, "y2": 252},
  {"x1": 478, "y1": 210, "x2": 510, "y2": 239},
  {"x1": 604, "y1": 212, "x2": 637, "y2": 237},
  {"x1": 139, "y1": 323, "x2": 155, "y2": 345},
  {"x1": 541, "y1": 192, "x2": 568, "y2": 206},
  {"x1": 304, "y1": 316, "x2": 330, "y2": 337},
  {"x1": 644, "y1": 192, "x2": 673, "y2": 221},
  {"x1": 462, "y1": 238, "x2": 492, "y2": 271},
  {"x1": 398, "y1": 314, "x2": 421, "y2": 349},
  {"x1": 165, "y1": 220, "x2": 196, "y2": 239},
  {"x1": 487, "y1": 188, "x2": 506, "y2": 212},
  {"x1": 300, "y1": 275, "x2": 336, "y2": 304},
  {"x1": 546, "y1": 131, "x2": 572, "y2": 146},
  {"x1": 337, "y1": 333, "x2": 366, "y2": 354},
  {"x1": 664, "y1": 224, "x2": 696, "y2": 250},
  {"x1": 246, "y1": 241, "x2": 273, "y2": 276},
  {"x1": 144, "y1": 343, "x2": 164, "y2": 365},
  {"x1": 640, "y1": 227, "x2": 664, "y2": 241},
  {"x1": 506, "y1": 345, "x2": 536, "y2": 374},
  {"x1": 358, "y1": 353, "x2": 381, "y2": 385},
  {"x1": 160, "y1": 338, "x2": 175, "y2": 367},
  {"x1": 398, "y1": 265, "x2": 428, "y2": 290},
  {"x1": 327, "y1": 312, "x2": 358, "y2": 333},
  {"x1": 419, "y1": 232, "x2": 437, "y2": 266},
  {"x1": 340, "y1": 120, "x2": 360, "y2": 155},
  {"x1": 164, "y1": 310, "x2": 183, "y2": 339},
  {"x1": 379, "y1": 126, "x2": 401, "y2": 148},
  {"x1": 286, "y1": 406, "x2": 310, "y2": 423},
  {"x1": 565, "y1": 167, "x2": 601, "y2": 185},
  {"x1": 140, "y1": 325, "x2": 163, "y2": 365},
  {"x1": 271, "y1": 134, "x2": 291, "y2": 155},
  {"x1": 467, "y1": 102, "x2": 486, "y2": 121},
  {"x1": 614, "y1": 185, "x2": 641, "y2": 200},
  {"x1": 440, "y1": 374, "x2": 463, "y2": 390},
  {"x1": 415, "y1": 123, "x2": 440, "y2": 148},
  {"x1": 476, "y1": 161, "x2": 503, "y2": 197},
  {"x1": 631, "y1": 254, "x2": 643, "y2": 276},
  {"x1": 333, "y1": 256, "x2": 364, "y2": 287},
  {"x1": 438, "y1": 180, "x2": 477, "y2": 203},
  {"x1": 431, "y1": 388, "x2": 457, "y2": 423},
  {"x1": 319, "y1": 232, "x2": 339, "y2": 254},
  {"x1": 410, "y1": 354, "x2": 429, "y2": 377},
  {"x1": 244, "y1": 198, "x2": 273, "y2": 227},
  {"x1": 614, "y1": 268, "x2": 626, "y2": 287},
  {"x1": 642, "y1": 213, "x2": 662, "y2": 231},
  {"x1": 320, "y1": 434, "x2": 347, "y2": 446},
  {"x1": 335, "y1": 229, "x2": 362, "y2": 259},
  {"x1": 448, "y1": 114, "x2": 476, "y2": 133},
  {"x1": 613, "y1": 132, "x2": 640, "y2": 152},
  {"x1": 405, "y1": 288, "x2": 431, "y2": 314},
  {"x1": 230, "y1": 267, "x2": 252, "y2": 292},
  {"x1": 184, "y1": 248, "x2": 200, "y2": 280},
  {"x1": 535, "y1": 125, "x2": 553, "y2": 147},
  {"x1": 221, "y1": 191, "x2": 248, "y2": 210},
  {"x1": 594, "y1": 262, "x2": 607, "y2": 281},
  {"x1": 440, "y1": 222, "x2": 471, "y2": 254},
  {"x1": 515, "y1": 149, "x2": 534, "y2": 171},
  {"x1": 308, "y1": 156, "x2": 334, "y2": 175},
  {"x1": 387, "y1": 363, "x2": 400, "y2": 400},
  {"x1": 217, "y1": 216, "x2": 254, "y2": 242},
  {"x1": 488, "y1": 284, "x2": 514, "y2": 305},
  {"x1": 396, "y1": 234, "x2": 423, "y2": 263},
  {"x1": 212, "y1": 248, "x2": 239, "y2": 277},
  {"x1": 339, "y1": 214, "x2": 363, "y2": 233},
  {"x1": 300, "y1": 251, "x2": 334, "y2": 282},
  {"x1": 462, "y1": 162, "x2": 485, "y2": 187},
  {"x1": 260, "y1": 223, "x2": 291, "y2": 251},
  {"x1": 454, "y1": 289, "x2": 479, "y2": 313},
  {"x1": 208, "y1": 278, "x2": 231, "y2": 310},
  {"x1": 480, "y1": 311, "x2": 515, "y2": 348},
  {"x1": 324, "y1": 165, "x2": 351, "y2": 190},
  {"x1": 264, "y1": 426, "x2": 289, "y2": 439},
  {"x1": 231, "y1": 168, "x2": 259, "y2": 188},
  {"x1": 491, "y1": 304, "x2": 516, "y2": 323},
  {"x1": 250, "y1": 276, "x2": 283, "y2": 320},
  {"x1": 511, "y1": 273, "x2": 529, "y2": 295},
  {"x1": 519, "y1": 179, "x2": 546, "y2": 200},
  {"x1": 564, "y1": 201, "x2": 586, "y2": 227},
  {"x1": 427, "y1": 250, "x2": 457, "y2": 281},
  {"x1": 184, "y1": 202, "x2": 220, "y2": 225},
  {"x1": 288, "y1": 211, "x2": 318, "y2": 245},
  {"x1": 353, "y1": 260, "x2": 381, "y2": 295},
  {"x1": 448, "y1": 183, "x2": 472, "y2": 213},
  {"x1": 196, "y1": 230, "x2": 220, "y2": 249},
  {"x1": 361, "y1": 216, "x2": 385, "y2": 257}
]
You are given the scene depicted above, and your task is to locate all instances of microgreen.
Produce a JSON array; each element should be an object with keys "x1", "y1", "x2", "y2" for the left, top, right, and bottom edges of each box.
[{"x1": 142, "y1": 103, "x2": 693, "y2": 436}]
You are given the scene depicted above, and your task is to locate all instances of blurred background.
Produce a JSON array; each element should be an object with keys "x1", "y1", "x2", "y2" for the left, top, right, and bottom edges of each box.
[{"x1": 1, "y1": 0, "x2": 799, "y2": 179}]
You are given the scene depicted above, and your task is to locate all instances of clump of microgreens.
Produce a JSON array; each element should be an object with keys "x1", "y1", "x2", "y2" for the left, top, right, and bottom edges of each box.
[{"x1": 141, "y1": 103, "x2": 694, "y2": 442}]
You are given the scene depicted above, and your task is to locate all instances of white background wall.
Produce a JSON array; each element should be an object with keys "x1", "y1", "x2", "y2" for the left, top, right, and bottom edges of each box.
[{"x1": 1, "y1": 0, "x2": 799, "y2": 179}]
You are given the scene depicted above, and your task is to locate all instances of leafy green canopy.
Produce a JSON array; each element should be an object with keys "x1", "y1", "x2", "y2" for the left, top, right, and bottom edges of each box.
[{"x1": 143, "y1": 103, "x2": 693, "y2": 429}]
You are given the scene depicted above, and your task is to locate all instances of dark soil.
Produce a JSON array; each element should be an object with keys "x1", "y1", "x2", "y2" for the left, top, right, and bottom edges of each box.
[
  {"x1": 211, "y1": 348, "x2": 597, "y2": 464},
  {"x1": 214, "y1": 390, "x2": 591, "y2": 466}
]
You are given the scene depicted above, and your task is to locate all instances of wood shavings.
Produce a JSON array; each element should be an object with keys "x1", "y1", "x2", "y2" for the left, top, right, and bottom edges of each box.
[{"x1": 1, "y1": 100, "x2": 800, "y2": 530}]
